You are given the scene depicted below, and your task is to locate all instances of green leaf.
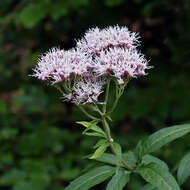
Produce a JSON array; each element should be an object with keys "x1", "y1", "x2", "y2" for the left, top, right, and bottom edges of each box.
[
  {"x1": 135, "y1": 124, "x2": 190, "y2": 158},
  {"x1": 77, "y1": 121, "x2": 106, "y2": 138},
  {"x1": 76, "y1": 121, "x2": 97, "y2": 128},
  {"x1": 107, "y1": 115, "x2": 113, "y2": 121},
  {"x1": 142, "y1": 155, "x2": 169, "y2": 171},
  {"x1": 106, "y1": 169, "x2": 130, "y2": 190},
  {"x1": 84, "y1": 132, "x2": 105, "y2": 138},
  {"x1": 122, "y1": 151, "x2": 137, "y2": 167},
  {"x1": 177, "y1": 152, "x2": 190, "y2": 185},
  {"x1": 95, "y1": 153, "x2": 121, "y2": 166},
  {"x1": 83, "y1": 126, "x2": 105, "y2": 135},
  {"x1": 113, "y1": 143, "x2": 122, "y2": 158},
  {"x1": 140, "y1": 184, "x2": 158, "y2": 190},
  {"x1": 136, "y1": 163, "x2": 180, "y2": 190},
  {"x1": 90, "y1": 143, "x2": 110, "y2": 159},
  {"x1": 64, "y1": 166, "x2": 115, "y2": 190},
  {"x1": 94, "y1": 139, "x2": 108, "y2": 149}
]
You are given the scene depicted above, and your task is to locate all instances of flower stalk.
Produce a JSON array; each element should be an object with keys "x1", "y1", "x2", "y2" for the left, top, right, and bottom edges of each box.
[
  {"x1": 103, "y1": 79, "x2": 111, "y2": 114},
  {"x1": 78, "y1": 106, "x2": 101, "y2": 121},
  {"x1": 102, "y1": 118, "x2": 134, "y2": 171},
  {"x1": 100, "y1": 80, "x2": 135, "y2": 172}
]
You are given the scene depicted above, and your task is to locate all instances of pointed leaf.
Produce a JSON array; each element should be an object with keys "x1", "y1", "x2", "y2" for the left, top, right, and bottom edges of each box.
[
  {"x1": 113, "y1": 143, "x2": 122, "y2": 158},
  {"x1": 77, "y1": 121, "x2": 106, "y2": 137},
  {"x1": 106, "y1": 169, "x2": 130, "y2": 190},
  {"x1": 83, "y1": 125, "x2": 105, "y2": 136},
  {"x1": 84, "y1": 132, "x2": 105, "y2": 138},
  {"x1": 136, "y1": 163, "x2": 180, "y2": 190},
  {"x1": 76, "y1": 121, "x2": 97, "y2": 128},
  {"x1": 94, "y1": 139, "x2": 108, "y2": 149},
  {"x1": 90, "y1": 143, "x2": 110, "y2": 159},
  {"x1": 107, "y1": 115, "x2": 113, "y2": 121},
  {"x1": 95, "y1": 153, "x2": 122, "y2": 166},
  {"x1": 177, "y1": 152, "x2": 190, "y2": 185},
  {"x1": 135, "y1": 124, "x2": 190, "y2": 158},
  {"x1": 142, "y1": 155, "x2": 169, "y2": 171},
  {"x1": 64, "y1": 166, "x2": 115, "y2": 190}
]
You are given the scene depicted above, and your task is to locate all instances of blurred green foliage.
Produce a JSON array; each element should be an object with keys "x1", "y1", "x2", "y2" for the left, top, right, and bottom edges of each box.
[{"x1": 0, "y1": 0, "x2": 190, "y2": 189}]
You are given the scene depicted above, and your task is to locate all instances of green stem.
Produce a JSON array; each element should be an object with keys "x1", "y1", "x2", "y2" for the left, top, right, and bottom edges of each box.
[
  {"x1": 102, "y1": 118, "x2": 115, "y2": 152},
  {"x1": 78, "y1": 78, "x2": 134, "y2": 171},
  {"x1": 122, "y1": 160, "x2": 135, "y2": 171},
  {"x1": 107, "y1": 80, "x2": 128, "y2": 115},
  {"x1": 94, "y1": 104, "x2": 103, "y2": 115},
  {"x1": 103, "y1": 79, "x2": 111, "y2": 114},
  {"x1": 78, "y1": 106, "x2": 101, "y2": 121},
  {"x1": 106, "y1": 90, "x2": 120, "y2": 115},
  {"x1": 101, "y1": 118, "x2": 134, "y2": 171},
  {"x1": 107, "y1": 96, "x2": 119, "y2": 115}
]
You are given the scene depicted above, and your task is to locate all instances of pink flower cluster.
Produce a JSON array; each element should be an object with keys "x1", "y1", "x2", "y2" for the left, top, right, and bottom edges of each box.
[
  {"x1": 33, "y1": 25, "x2": 150, "y2": 104},
  {"x1": 77, "y1": 26, "x2": 139, "y2": 55},
  {"x1": 33, "y1": 48, "x2": 91, "y2": 84},
  {"x1": 62, "y1": 75, "x2": 105, "y2": 105},
  {"x1": 93, "y1": 47, "x2": 148, "y2": 84}
]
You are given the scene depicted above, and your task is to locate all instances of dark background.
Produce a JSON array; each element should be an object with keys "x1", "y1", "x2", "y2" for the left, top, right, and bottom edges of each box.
[{"x1": 0, "y1": 0, "x2": 190, "y2": 189}]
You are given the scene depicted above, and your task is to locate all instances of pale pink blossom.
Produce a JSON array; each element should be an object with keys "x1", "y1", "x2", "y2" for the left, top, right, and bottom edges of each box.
[
  {"x1": 93, "y1": 47, "x2": 149, "y2": 84},
  {"x1": 62, "y1": 75, "x2": 106, "y2": 105},
  {"x1": 33, "y1": 48, "x2": 91, "y2": 84},
  {"x1": 77, "y1": 25, "x2": 139, "y2": 55},
  {"x1": 32, "y1": 25, "x2": 151, "y2": 105}
]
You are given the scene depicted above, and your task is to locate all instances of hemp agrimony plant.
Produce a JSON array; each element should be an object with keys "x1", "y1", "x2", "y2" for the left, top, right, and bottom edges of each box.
[{"x1": 32, "y1": 26, "x2": 190, "y2": 190}]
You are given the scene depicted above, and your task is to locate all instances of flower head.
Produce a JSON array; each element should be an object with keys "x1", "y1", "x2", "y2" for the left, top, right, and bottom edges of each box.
[
  {"x1": 77, "y1": 25, "x2": 139, "y2": 55},
  {"x1": 32, "y1": 48, "x2": 91, "y2": 84},
  {"x1": 93, "y1": 47, "x2": 149, "y2": 84},
  {"x1": 62, "y1": 75, "x2": 105, "y2": 105}
]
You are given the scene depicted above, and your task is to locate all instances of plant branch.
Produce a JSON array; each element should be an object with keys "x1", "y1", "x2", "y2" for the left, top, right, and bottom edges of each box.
[
  {"x1": 94, "y1": 104, "x2": 103, "y2": 115},
  {"x1": 122, "y1": 160, "x2": 135, "y2": 171},
  {"x1": 78, "y1": 106, "x2": 101, "y2": 121},
  {"x1": 103, "y1": 79, "x2": 111, "y2": 114},
  {"x1": 101, "y1": 118, "x2": 134, "y2": 171},
  {"x1": 78, "y1": 78, "x2": 134, "y2": 171},
  {"x1": 107, "y1": 96, "x2": 119, "y2": 115},
  {"x1": 107, "y1": 80, "x2": 128, "y2": 115}
]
